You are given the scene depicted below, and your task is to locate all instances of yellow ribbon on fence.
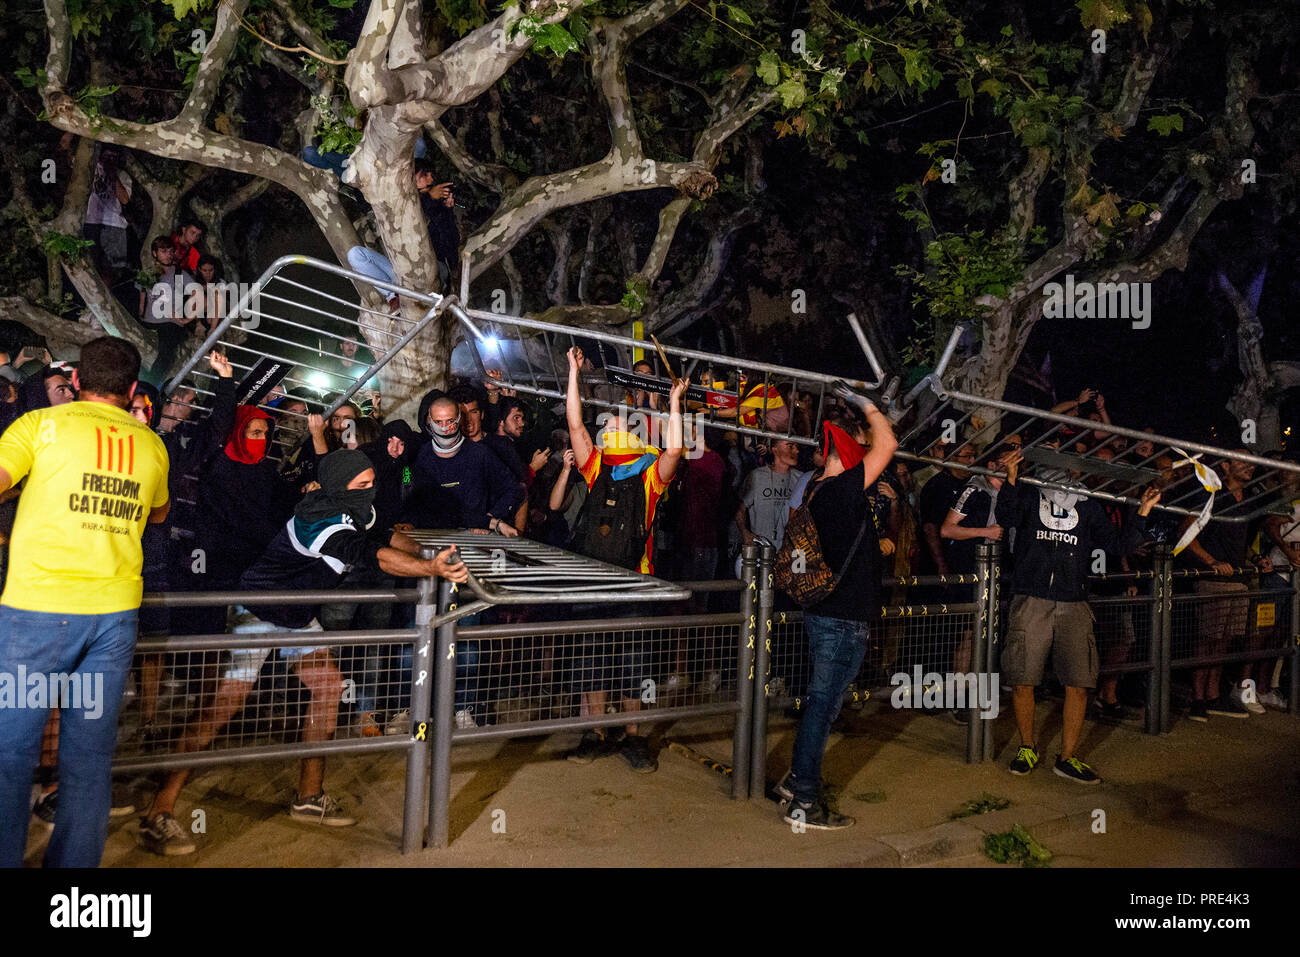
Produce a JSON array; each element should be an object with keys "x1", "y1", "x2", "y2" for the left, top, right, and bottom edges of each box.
[{"x1": 1169, "y1": 447, "x2": 1222, "y2": 556}]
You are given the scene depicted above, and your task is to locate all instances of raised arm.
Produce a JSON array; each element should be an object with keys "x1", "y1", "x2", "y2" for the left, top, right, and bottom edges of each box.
[
  {"x1": 833, "y1": 384, "x2": 898, "y2": 489},
  {"x1": 565, "y1": 347, "x2": 594, "y2": 470},
  {"x1": 656, "y1": 378, "x2": 690, "y2": 485}
]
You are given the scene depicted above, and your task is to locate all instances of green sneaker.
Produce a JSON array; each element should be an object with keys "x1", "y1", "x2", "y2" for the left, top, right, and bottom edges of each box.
[
  {"x1": 1009, "y1": 746, "x2": 1039, "y2": 775},
  {"x1": 1053, "y1": 755, "x2": 1101, "y2": 785}
]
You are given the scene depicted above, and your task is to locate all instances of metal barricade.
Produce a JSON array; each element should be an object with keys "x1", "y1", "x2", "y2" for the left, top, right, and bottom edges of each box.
[
  {"x1": 113, "y1": 561, "x2": 445, "y2": 854},
  {"x1": 420, "y1": 560, "x2": 757, "y2": 848}
]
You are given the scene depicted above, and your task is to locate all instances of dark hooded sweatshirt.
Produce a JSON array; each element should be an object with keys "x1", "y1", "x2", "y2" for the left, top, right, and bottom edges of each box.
[
  {"x1": 995, "y1": 480, "x2": 1147, "y2": 602},
  {"x1": 191, "y1": 378, "x2": 298, "y2": 588},
  {"x1": 239, "y1": 449, "x2": 390, "y2": 628}
]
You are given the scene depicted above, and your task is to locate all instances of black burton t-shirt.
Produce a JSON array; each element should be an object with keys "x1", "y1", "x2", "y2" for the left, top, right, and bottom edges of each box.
[{"x1": 805, "y1": 461, "x2": 881, "y2": 622}]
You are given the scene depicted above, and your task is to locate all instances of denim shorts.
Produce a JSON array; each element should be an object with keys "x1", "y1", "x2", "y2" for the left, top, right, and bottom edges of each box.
[{"x1": 222, "y1": 606, "x2": 324, "y2": 683}]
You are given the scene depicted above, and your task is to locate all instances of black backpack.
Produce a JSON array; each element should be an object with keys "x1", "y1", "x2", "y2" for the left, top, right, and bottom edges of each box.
[{"x1": 572, "y1": 464, "x2": 648, "y2": 569}]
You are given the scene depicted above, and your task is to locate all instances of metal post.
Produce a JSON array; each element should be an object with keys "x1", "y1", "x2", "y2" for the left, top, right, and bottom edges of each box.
[
  {"x1": 1156, "y1": 548, "x2": 1174, "y2": 733},
  {"x1": 1145, "y1": 548, "x2": 1168, "y2": 735},
  {"x1": 742, "y1": 545, "x2": 766, "y2": 800},
  {"x1": 1290, "y1": 568, "x2": 1300, "y2": 716},
  {"x1": 400, "y1": 551, "x2": 437, "y2": 854},
  {"x1": 731, "y1": 551, "x2": 756, "y2": 800},
  {"x1": 970, "y1": 542, "x2": 997, "y2": 763},
  {"x1": 427, "y1": 578, "x2": 457, "y2": 848},
  {"x1": 984, "y1": 543, "x2": 999, "y2": 761}
]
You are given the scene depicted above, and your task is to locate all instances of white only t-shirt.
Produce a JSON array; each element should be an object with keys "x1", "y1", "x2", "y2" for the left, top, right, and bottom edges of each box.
[{"x1": 85, "y1": 169, "x2": 133, "y2": 229}]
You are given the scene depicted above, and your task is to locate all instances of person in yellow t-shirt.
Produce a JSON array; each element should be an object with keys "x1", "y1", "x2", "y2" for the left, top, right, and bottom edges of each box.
[{"x1": 0, "y1": 336, "x2": 169, "y2": 869}]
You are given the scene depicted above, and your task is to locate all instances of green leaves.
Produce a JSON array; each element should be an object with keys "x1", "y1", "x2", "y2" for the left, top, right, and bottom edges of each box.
[
  {"x1": 511, "y1": 14, "x2": 579, "y2": 59},
  {"x1": 13, "y1": 67, "x2": 48, "y2": 89},
  {"x1": 1147, "y1": 113, "x2": 1184, "y2": 136},
  {"x1": 1077, "y1": 0, "x2": 1132, "y2": 32},
  {"x1": 775, "y1": 78, "x2": 808, "y2": 109},
  {"x1": 722, "y1": 4, "x2": 754, "y2": 27},
  {"x1": 757, "y1": 51, "x2": 781, "y2": 86},
  {"x1": 620, "y1": 278, "x2": 649, "y2": 316},
  {"x1": 41, "y1": 231, "x2": 96, "y2": 263},
  {"x1": 531, "y1": 23, "x2": 580, "y2": 57},
  {"x1": 983, "y1": 825, "x2": 1052, "y2": 867},
  {"x1": 163, "y1": 0, "x2": 203, "y2": 21}
]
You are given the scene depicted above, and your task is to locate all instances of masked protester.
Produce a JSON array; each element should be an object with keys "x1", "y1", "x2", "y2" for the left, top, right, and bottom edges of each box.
[
  {"x1": 136, "y1": 449, "x2": 468, "y2": 855},
  {"x1": 181, "y1": 354, "x2": 298, "y2": 636}
]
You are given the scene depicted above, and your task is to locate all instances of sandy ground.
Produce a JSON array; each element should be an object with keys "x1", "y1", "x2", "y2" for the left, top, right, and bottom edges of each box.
[{"x1": 23, "y1": 697, "x2": 1300, "y2": 867}]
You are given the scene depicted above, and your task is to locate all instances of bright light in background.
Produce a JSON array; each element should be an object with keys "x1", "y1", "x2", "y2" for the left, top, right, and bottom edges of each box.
[
  {"x1": 483, "y1": 335, "x2": 500, "y2": 351},
  {"x1": 308, "y1": 371, "x2": 329, "y2": 389}
]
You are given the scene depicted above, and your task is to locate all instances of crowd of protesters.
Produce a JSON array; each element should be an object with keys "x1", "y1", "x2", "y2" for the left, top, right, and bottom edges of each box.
[{"x1": 1, "y1": 166, "x2": 1296, "y2": 857}]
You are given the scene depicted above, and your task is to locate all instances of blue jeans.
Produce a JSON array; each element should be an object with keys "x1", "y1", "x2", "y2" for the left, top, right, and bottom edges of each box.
[
  {"x1": 790, "y1": 613, "x2": 869, "y2": 805},
  {"x1": 393, "y1": 611, "x2": 483, "y2": 716},
  {"x1": 0, "y1": 606, "x2": 138, "y2": 868}
]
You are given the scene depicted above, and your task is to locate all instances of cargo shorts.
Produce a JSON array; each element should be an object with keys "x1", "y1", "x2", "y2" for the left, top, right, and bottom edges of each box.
[{"x1": 1002, "y1": 595, "x2": 1099, "y2": 690}]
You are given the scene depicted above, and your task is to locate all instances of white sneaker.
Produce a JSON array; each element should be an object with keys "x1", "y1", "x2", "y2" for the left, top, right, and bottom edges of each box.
[
  {"x1": 706, "y1": 671, "x2": 723, "y2": 694},
  {"x1": 664, "y1": 673, "x2": 691, "y2": 692},
  {"x1": 384, "y1": 709, "x2": 411, "y2": 736},
  {"x1": 455, "y1": 708, "x2": 478, "y2": 730},
  {"x1": 1234, "y1": 684, "x2": 1267, "y2": 714},
  {"x1": 1260, "y1": 690, "x2": 1288, "y2": 711}
]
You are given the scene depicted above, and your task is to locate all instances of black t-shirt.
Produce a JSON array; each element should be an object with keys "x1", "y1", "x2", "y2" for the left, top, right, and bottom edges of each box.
[
  {"x1": 1187, "y1": 488, "x2": 1250, "y2": 566},
  {"x1": 805, "y1": 461, "x2": 880, "y2": 622},
  {"x1": 945, "y1": 478, "x2": 997, "y2": 574},
  {"x1": 917, "y1": 469, "x2": 965, "y2": 573}
]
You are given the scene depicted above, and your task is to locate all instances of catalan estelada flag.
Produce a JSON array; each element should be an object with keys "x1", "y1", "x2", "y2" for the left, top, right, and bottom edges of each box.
[
  {"x1": 95, "y1": 426, "x2": 135, "y2": 475},
  {"x1": 738, "y1": 384, "x2": 784, "y2": 427}
]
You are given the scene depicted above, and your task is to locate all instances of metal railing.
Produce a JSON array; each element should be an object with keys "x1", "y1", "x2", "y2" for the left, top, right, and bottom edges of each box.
[{"x1": 107, "y1": 545, "x2": 1298, "y2": 853}]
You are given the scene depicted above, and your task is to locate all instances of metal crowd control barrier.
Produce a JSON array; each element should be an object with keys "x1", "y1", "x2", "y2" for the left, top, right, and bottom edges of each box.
[
  {"x1": 112, "y1": 537, "x2": 768, "y2": 853},
  {"x1": 164, "y1": 254, "x2": 887, "y2": 453},
  {"x1": 895, "y1": 326, "x2": 1300, "y2": 524},
  {"x1": 116, "y1": 571, "x2": 444, "y2": 854}
]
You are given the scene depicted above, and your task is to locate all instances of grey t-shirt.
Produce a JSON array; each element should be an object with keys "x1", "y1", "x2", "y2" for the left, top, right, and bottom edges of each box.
[{"x1": 743, "y1": 466, "x2": 805, "y2": 546}]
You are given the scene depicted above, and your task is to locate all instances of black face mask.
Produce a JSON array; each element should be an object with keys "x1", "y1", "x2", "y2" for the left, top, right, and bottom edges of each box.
[{"x1": 295, "y1": 449, "x2": 378, "y2": 528}]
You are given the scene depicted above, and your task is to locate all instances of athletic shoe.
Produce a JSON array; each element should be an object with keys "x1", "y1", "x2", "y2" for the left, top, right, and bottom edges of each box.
[
  {"x1": 664, "y1": 673, "x2": 691, "y2": 693},
  {"x1": 455, "y1": 708, "x2": 478, "y2": 730},
  {"x1": 767, "y1": 676, "x2": 789, "y2": 699},
  {"x1": 773, "y1": 771, "x2": 797, "y2": 803},
  {"x1": 1008, "y1": 746, "x2": 1039, "y2": 775},
  {"x1": 706, "y1": 671, "x2": 723, "y2": 694},
  {"x1": 136, "y1": 813, "x2": 196, "y2": 856},
  {"x1": 1053, "y1": 755, "x2": 1101, "y2": 785},
  {"x1": 1207, "y1": 696, "x2": 1250, "y2": 718},
  {"x1": 565, "y1": 730, "x2": 610, "y2": 764},
  {"x1": 32, "y1": 790, "x2": 57, "y2": 830},
  {"x1": 1093, "y1": 699, "x2": 1127, "y2": 720},
  {"x1": 1260, "y1": 690, "x2": 1289, "y2": 711},
  {"x1": 619, "y1": 734, "x2": 657, "y2": 773},
  {"x1": 359, "y1": 711, "x2": 383, "y2": 737},
  {"x1": 289, "y1": 792, "x2": 356, "y2": 827},
  {"x1": 110, "y1": 783, "x2": 137, "y2": 818},
  {"x1": 384, "y1": 709, "x2": 411, "y2": 736},
  {"x1": 1188, "y1": 700, "x2": 1209, "y2": 722},
  {"x1": 1231, "y1": 685, "x2": 1265, "y2": 714},
  {"x1": 782, "y1": 799, "x2": 854, "y2": 830}
]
